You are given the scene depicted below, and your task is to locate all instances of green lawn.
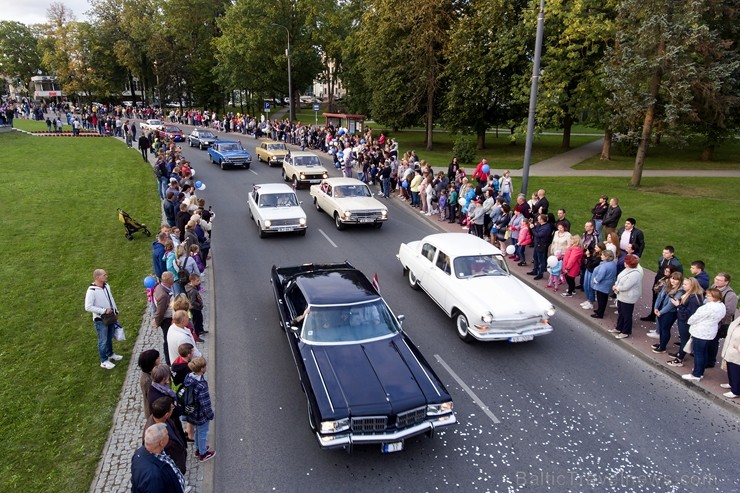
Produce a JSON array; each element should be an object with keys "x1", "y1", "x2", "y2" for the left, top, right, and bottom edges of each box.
[
  {"x1": 575, "y1": 139, "x2": 740, "y2": 170},
  {"x1": 0, "y1": 131, "x2": 160, "y2": 492},
  {"x1": 12, "y1": 118, "x2": 70, "y2": 132}
]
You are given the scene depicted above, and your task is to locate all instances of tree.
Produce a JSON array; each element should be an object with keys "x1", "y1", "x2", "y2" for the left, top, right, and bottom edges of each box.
[
  {"x1": 0, "y1": 21, "x2": 42, "y2": 83},
  {"x1": 442, "y1": 0, "x2": 529, "y2": 149}
]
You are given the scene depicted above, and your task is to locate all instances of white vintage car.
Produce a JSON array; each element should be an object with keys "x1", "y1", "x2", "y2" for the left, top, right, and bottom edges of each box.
[
  {"x1": 310, "y1": 177, "x2": 388, "y2": 230},
  {"x1": 139, "y1": 119, "x2": 164, "y2": 132},
  {"x1": 281, "y1": 151, "x2": 329, "y2": 188},
  {"x1": 247, "y1": 183, "x2": 307, "y2": 237},
  {"x1": 397, "y1": 233, "x2": 555, "y2": 342}
]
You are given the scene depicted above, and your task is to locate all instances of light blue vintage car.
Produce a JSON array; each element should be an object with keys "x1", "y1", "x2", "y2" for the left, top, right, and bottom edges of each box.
[{"x1": 207, "y1": 140, "x2": 252, "y2": 170}]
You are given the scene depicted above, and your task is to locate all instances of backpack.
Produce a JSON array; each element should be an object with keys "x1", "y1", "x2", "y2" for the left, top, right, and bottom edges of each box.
[{"x1": 176, "y1": 381, "x2": 199, "y2": 417}]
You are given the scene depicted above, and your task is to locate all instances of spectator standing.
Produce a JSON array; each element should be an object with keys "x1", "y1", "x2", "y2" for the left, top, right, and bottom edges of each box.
[
  {"x1": 549, "y1": 223, "x2": 572, "y2": 257},
  {"x1": 651, "y1": 272, "x2": 685, "y2": 354},
  {"x1": 610, "y1": 255, "x2": 643, "y2": 339},
  {"x1": 498, "y1": 171, "x2": 513, "y2": 204},
  {"x1": 515, "y1": 217, "x2": 533, "y2": 266},
  {"x1": 167, "y1": 310, "x2": 202, "y2": 364},
  {"x1": 528, "y1": 214, "x2": 553, "y2": 280},
  {"x1": 590, "y1": 250, "x2": 616, "y2": 318},
  {"x1": 84, "y1": 269, "x2": 123, "y2": 369},
  {"x1": 131, "y1": 423, "x2": 185, "y2": 493},
  {"x1": 138, "y1": 134, "x2": 151, "y2": 162},
  {"x1": 561, "y1": 236, "x2": 584, "y2": 297},
  {"x1": 532, "y1": 189, "x2": 549, "y2": 216},
  {"x1": 184, "y1": 357, "x2": 216, "y2": 462},
  {"x1": 683, "y1": 288, "x2": 726, "y2": 381},
  {"x1": 185, "y1": 274, "x2": 206, "y2": 339},
  {"x1": 707, "y1": 273, "x2": 737, "y2": 368},
  {"x1": 555, "y1": 208, "x2": 571, "y2": 232},
  {"x1": 601, "y1": 197, "x2": 622, "y2": 238},
  {"x1": 641, "y1": 246, "x2": 683, "y2": 322},
  {"x1": 152, "y1": 232, "x2": 168, "y2": 281},
  {"x1": 689, "y1": 260, "x2": 710, "y2": 290},
  {"x1": 143, "y1": 397, "x2": 188, "y2": 475},
  {"x1": 667, "y1": 278, "x2": 704, "y2": 367},
  {"x1": 591, "y1": 195, "x2": 609, "y2": 239},
  {"x1": 617, "y1": 217, "x2": 646, "y2": 258},
  {"x1": 153, "y1": 272, "x2": 175, "y2": 365},
  {"x1": 720, "y1": 318, "x2": 740, "y2": 398},
  {"x1": 138, "y1": 349, "x2": 161, "y2": 420}
]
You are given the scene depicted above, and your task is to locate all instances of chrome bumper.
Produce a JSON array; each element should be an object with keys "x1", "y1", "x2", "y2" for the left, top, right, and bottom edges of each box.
[
  {"x1": 471, "y1": 323, "x2": 553, "y2": 341},
  {"x1": 316, "y1": 413, "x2": 456, "y2": 449}
]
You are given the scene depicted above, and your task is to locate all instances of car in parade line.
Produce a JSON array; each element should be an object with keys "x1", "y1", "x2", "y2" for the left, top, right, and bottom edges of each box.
[
  {"x1": 255, "y1": 140, "x2": 290, "y2": 166},
  {"x1": 160, "y1": 124, "x2": 185, "y2": 142},
  {"x1": 140, "y1": 119, "x2": 164, "y2": 132},
  {"x1": 270, "y1": 262, "x2": 456, "y2": 452},
  {"x1": 187, "y1": 128, "x2": 219, "y2": 149},
  {"x1": 247, "y1": 183, "x2": 307, "y2": 237},
  {"x1": 309, "y1": 177, "x2": 388, "y2": 230},
  {"x1": 207, "y1": 140, "x2": 252, "y2": 170},
  {"x1": 281, "y1": 151, "x2": 328, "y2": 189},
  {"x1": 397, "y1": 233, "x2": 555, "y2": 343}
]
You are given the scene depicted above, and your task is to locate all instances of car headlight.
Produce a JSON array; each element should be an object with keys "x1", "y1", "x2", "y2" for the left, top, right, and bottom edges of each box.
[
  {"x1": 322, "y1": 172, "x2": 328, "y2": 178},
  {"x1": 299, "y1": 218, "x2": 306, "y2": 225},
  {"x1": 264, "y1": 220, "x2": 272, "y2": 228},
  {"x1": 320, "y1": 418, "x2": 350, "y2": 433},
  {"x1": 344, "y1": 211, "x2": 351, "y2": 219},
  {"x1": 381, "y1": 210, "x2": 388, "y2": 217},
  {"x1": 300, "y1": 173, "x2": 306, "y2": 179},
  {"x1": 546, "y1": 307, "x2": 556, "y2": 317},
  {"x1": 427, "y1": 402, "x2": 454, "y2": 416},
  {"x1": 481, "y1": 312, "x2": 493, "y2": 324}
]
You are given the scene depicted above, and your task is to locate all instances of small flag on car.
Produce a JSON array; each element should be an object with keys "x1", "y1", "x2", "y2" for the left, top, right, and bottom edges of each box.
[{"x1": 371, "y1": 273, "x2": 380, "y2": 293}]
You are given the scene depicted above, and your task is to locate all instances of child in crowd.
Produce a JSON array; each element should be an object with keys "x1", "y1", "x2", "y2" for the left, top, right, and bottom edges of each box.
[
  {"x1": 438, "y1": 189, "x2": 448, "y2": 221},
  {"x1": 546, "y1": 251, "x2": 565, "y2": 291},
  {"x1": 184, "y1": 357, "x2": 216, "y2": 462}
]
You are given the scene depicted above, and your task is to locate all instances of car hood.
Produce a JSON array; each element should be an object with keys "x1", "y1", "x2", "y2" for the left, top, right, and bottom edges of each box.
[
  {"x1": 305, "y1": 336, "x2": 432, "y2": 417},
  {"x1": 294, "y1": 165, "x2": 328, "y2": 173},
  {"x1": 337, "y1": 197, "x2": 387, "y2": 211},
  {"x1": 260, "y1": 206, "x2": 306, "y2": 220},
  {"x1": 463, "y1": 276, "x2": 552, "y2": 318},
  {"x1": 219, "y1": 150, "x2": 250, "y2": 157}
]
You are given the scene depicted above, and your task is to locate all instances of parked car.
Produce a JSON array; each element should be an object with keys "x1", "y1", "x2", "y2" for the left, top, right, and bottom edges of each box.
[
  {"x1": 309, "y1": 177, "x2": 388, "y2": 230},
  {"x1": 161, "y1": 125, "x2": 184, "y2": 142},
  {"x1": 397, "y1": 233, "x2": 555, "y2": 342},
  {"x1": 270, "y1": 262, "x2": 456, "y2": 452},
  {"x1": 247, "y1": 183, "x2": 307, "y2": 237},
  {"x1": 140, "y1": 119, "x2": 164, "y2": 132},
  {"x1": 207, "y1": 141, "x2": 251, "y2": 170},
  {"x1": 255, "y1": 140, "x2": 289, "y2": 166},
  {"x1": 281, "y1": 151, "x2": 328, "y2": 188},
  {"x1": 187, "y1": 128, "x2": 218, "y2": 149}
]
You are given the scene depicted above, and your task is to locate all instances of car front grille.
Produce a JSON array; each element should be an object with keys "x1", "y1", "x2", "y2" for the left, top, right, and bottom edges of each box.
[
  {"x1": 302, "y1": 173, "x2": 325, "y2": 180},
  {"x1": 268, "y1": 219, "x2": 300, "y2": 227},
  {"x1": 352, "y1": 211, "x2": 384, "y2": 220},
  {"x1": 351, "y1": 416, "x2": 388, "y2": 433},
  {"x1": 395, "y1": 406, "x2": 427, "y2": 429}
]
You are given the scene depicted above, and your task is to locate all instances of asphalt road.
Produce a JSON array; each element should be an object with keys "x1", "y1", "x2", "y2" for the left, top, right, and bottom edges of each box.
[{"x1": 174, "y1": 134, "x2": 740, "y2": 493}]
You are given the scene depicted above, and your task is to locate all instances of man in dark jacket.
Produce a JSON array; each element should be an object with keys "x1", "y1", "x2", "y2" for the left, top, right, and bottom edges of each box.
[
  {"x1": 527, "y1": 214, "x2": 553, "y2": 280},
  {"x1": 152, "y1": 232, "x2": 168, "y2": 280},
  {"x1": 617, "y1": 217, "x2": 646, "y2": 258},
  {"x1": 143, "y1": 397, "x2": 188, "y2": 474},
  {"x1": 138, "y1": 134, "x2": 151, "y2": 162},
  {"x1": 640, "y1": 246, "x2": 683, "y2": 322},
  {"x1": 601, "y1": 197, "x2": 622, "y2": 237},
  {"x1": 131, "y1": 423, "x2": 185, "y2": 493}
]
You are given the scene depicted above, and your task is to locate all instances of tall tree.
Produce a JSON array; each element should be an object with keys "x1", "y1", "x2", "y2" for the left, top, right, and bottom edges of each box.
[{"x1": 0, "y1": 21, "x2": 42, "y2": 84}]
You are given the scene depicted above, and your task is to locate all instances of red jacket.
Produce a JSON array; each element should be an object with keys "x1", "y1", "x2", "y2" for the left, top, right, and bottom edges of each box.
[{"x1": 562, "y1": 246, "x2": 584, "y2": 277}]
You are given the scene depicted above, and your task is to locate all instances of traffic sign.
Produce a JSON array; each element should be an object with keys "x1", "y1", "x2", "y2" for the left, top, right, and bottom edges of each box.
[
  {"x1": 312, "y1": 103, "x2": 320, "y2": 112},
  {"x1": 264, "y1": 101, "x2": 271, "y2": 111}
]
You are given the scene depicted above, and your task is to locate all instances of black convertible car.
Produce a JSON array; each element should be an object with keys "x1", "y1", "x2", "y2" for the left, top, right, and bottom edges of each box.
[{"x1": 271, "y1": 262, "x2": 456, "y2": 452}]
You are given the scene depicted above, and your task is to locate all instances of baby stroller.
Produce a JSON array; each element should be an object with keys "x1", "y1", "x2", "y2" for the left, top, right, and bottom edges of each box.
[{"x1": 117, "y1": 209, "x2": 151, "y2": 241}]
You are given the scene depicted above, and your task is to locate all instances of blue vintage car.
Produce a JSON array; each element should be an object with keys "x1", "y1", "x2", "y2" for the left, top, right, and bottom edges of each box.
[
  {"x1": 270, "y1": 262, "x2": 456, "y2": 452},
  {"x1": 207, "y1": 140, "x2": 252, "y2": 169}
]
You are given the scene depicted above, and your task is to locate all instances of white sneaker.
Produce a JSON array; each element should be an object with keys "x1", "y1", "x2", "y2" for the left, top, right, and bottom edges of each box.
[
  {"x1": 720, "y1": 383, "x2": 731, "y2": 389},
  {"x1": 109, "y1": 353, "x2": 123, "y2": 361},
  {"x1": 681, "y1": 373, "x2": 702, "y2": 381},
  {"x1": 723, "y1": 391, "x2": 739, "y2": 399},
  {"x1": 100, "y1": 361, "x2": 116, "y2": 369},
  {"x1": 646, "y1": 331, "x2": 659, "y2": 339},
  {"x1": 581, "y1": 302, "x2": 593, "y2": 310}
]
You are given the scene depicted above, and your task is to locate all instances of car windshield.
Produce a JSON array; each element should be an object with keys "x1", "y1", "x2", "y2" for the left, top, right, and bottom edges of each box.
[
  {"x1": 335, "y1": 185, "x2": 371, "y2": 198},
  {"x1": 300, "y1": 300, "x2": 400, "y2": 344},
  {"x1": 259, "y1": 193, "x2": 298, "y2": 207},
  {"x1": 293, "y1": 156, "x2": 321, "y2": 166},
  {"x1": 198, "y1": 131, "x2": 215, "y2": 138},
  {"x1": 453, "y1": 255, "x2": 509, "y2": 279},
  {"x1": 220, "y1": 143, "x2": 243, "y2": 151},
  {"x1": 268, "y1": 144, "x2": 286, "y2": 151},
  {"x1": 164, "y1": 126, "x2": 180, "y2": 132}
]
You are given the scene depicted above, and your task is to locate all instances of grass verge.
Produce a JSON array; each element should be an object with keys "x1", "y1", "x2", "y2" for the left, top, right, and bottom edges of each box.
[
  {"x1": 0, "y1": 131, "x2": 160, "y2": 492},
  {"x1": 574, "y1": 140, "x2": 740, "y2": 170}
]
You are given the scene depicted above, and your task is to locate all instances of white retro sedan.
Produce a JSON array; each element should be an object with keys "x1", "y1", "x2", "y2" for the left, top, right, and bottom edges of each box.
[
  {"x1": 247, "y1": 183, "x2": 307, "y2": 237},
  {"x1": 281, "y1": 151, "x2": 329, "y2": 188},
  {"x1": 139, "y1": 119, "x2": 164, "y2": 132},
  {"x1": 310, "y1": 177, "x2": 388, "y2": 230},
  {"x1": 397, "y1": 233, "x2": 555, "y2": 342}
]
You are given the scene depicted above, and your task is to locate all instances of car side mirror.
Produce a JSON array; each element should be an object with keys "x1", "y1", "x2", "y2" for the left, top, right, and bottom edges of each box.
[
  {"x1": 397, "y1": 314, "x2": 405, "y2": 326},
  {"x1": 290, "y1": 325, "x2": 300, "y2": 334}
]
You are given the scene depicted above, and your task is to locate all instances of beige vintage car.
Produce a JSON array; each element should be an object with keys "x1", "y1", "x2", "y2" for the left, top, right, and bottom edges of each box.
[
  {"x1": 310, "y1": 177, "x2": 388, "y2": 230},
  {"x1": 255, "y1": 140, "x2": 289, "y2": 166},
  {"x1": 281, "y1": 151, "x2": 329, "y2": 189}
]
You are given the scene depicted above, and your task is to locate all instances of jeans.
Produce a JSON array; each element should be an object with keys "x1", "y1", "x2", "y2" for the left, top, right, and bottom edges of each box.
[
  {"x1": 195, "y1": 420, "x2": 210, "y2": 456},
  {"x1": 676, "y1": 321, "x2": 690, "y2": 360},
  {"x1": 173, "y1": 281, "x2": 185, "y2": 296},
  {"x1": 158, "y1": 177, "x2": 168, "y2": 199},
  {"x1": 411, "y1": 191, "x2": 419, "y2": 207},
  {"x1": 382, "y1": 177, "x2": 390, "y2": 198},
  {"x1": 594, "y1": 219, "x2": 603, "y2": 240},
  {"x1": 583, "y1": 270, "x2": 595, "y2": 302},
  {"x1": 515, "y1": 244, "x2": 526, "y2": 262},
  {"x1": 94, "y1": 319, "x2": 114, "y2": 363},
  {"x1": 615, "y1": 301, "x2": 635, "y2": 335},
  {"x1": 533, "y1": 249, "x2": 547, "y2": 276},
  {"x1": 691, "y1": 337, "x2": 710, "y2": 377},
  {"x1": 656, "y1": 311, "x2": 677, "y2": 350}
]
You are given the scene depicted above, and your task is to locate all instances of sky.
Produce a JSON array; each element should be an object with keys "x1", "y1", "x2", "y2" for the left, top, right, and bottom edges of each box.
[{"x1": 0, "y1": 0, "x2": 91, "y2": 26}]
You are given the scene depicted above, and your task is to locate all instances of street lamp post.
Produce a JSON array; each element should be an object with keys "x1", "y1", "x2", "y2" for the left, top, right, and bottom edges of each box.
[{"x1": 273, "y1": 23, "x2": 294, "y2": 123}]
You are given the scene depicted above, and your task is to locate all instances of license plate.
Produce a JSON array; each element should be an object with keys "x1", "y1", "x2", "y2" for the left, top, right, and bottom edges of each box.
[
  {"x1": 509, "y1": 335, "x2": 534, "y2": 343},
  {"x1": 381, "y1": 441, "x2": 403, "y2": 453},
  {"x1": 308, "y1": 179, "x2": 321, "y2": 183},
  {"x1": 359, "y1": 218, "x2": 373, "y2": 223},
  {"x1": 277, "y1": 227, "x2": 292, "y2": 232}
]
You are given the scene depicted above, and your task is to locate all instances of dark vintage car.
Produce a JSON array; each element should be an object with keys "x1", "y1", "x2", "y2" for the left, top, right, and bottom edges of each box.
[
  {"x1": 187, "y1": 128, "x2": 218, "y2": 149},
  {"x1": 270, "y1": 262, "x2": 456, "y2": 452}
]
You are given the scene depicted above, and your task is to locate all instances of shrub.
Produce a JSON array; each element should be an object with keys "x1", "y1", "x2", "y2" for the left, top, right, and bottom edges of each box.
[{"x1": 452, "y1": 135, "x2": 477, "y2": 164}]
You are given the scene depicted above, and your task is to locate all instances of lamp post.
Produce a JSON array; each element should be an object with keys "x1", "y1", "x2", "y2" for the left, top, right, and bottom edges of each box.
[
  {"x1": 272, "y1": 23, "x2": 293, "y2": 123},
  {"x1": 520, "y1": 0, "x2": 545, "y2": 198}
]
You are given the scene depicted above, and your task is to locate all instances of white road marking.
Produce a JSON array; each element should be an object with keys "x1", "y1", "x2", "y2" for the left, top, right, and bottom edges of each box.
[
  {"x1": 318, "y1": 229, "x2": 338, "y2": 248},
  {"x1": 434, "y1": 354, "x2": 501, "y2": 424},
  {"x1": 249, "y1": 169, "x2": 258, "y2": 175}
]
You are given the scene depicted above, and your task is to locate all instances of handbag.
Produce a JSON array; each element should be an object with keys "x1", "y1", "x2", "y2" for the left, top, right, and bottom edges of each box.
[
  {"x1": 100, "y1": 284, "x2": 118, "y2": 325},
  {"x1": 683, "y1": 337, "x2": 693, "y2": 355},
  {"x1": 113, "y1": 324, "x2": 126, "y2": 341}
]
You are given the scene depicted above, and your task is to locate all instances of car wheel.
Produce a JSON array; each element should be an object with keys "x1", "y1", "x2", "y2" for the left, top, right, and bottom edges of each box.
[
  {"x1": 220, "y1": 160, "x2": 225, "y2": 170},
  {"x1": 314, "y1": 197, "x2": 321, "y2": 211},
  {"x1": 334, "y1": 213, "x2": 345, "y2": 230},
  {"x1": 258, "y1": 223, "x2": 266, "y2": 238},
  {"x1": 407, "y1": 269, "x2": 420, "y2": 290},
  {"x1": 455, "y1": 312, "x2": 474, "y2": 342},
  {"x1": 199, "y1": 143, "x2": 204, "y2": 150},
  {"x1": 374, "y1": 222, "x2": 383, "y2": 229},
  {"x1": 188, "y1": 139, "x2": 193, "y2": 147},
  {"x1": 209, "y1": 154, "x2": 213, "y2": 163},
  {"x1": 306, "y1": 394, "x2": 317, "y2": 431}
]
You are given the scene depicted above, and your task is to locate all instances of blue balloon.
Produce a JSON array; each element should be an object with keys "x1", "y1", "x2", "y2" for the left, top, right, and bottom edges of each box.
[
  {"x1": 466, "y1": 190, "x2": 475, "y2": 200},
  {"x1": 360, "y1": 139, "x2": 366, "y2": 144},
  {"x1": 401, "y1": 181, "x2": 409, "y2": 188},
  {"x1": 482, "y1": 164, "x2": 490, "y2": 175},
  {"x1": 144, "y1": 276, "x2": 157, "y2": 289},
  {"x1": 195, "y1": 180, "x2": 203, "y2": 188},
  {"x1": 462, "y1": 207, "x2": 468, "y2": 214},
  {"x1": 338, "y1": 129, "x2": 345, "y2": 136}
]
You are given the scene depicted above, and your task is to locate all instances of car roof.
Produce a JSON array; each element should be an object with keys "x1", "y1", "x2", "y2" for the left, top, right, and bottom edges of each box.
[
  {"x1": 262, "y1": 139, "x2": 284, "y2": 145},
  {"x1": 420, "y1": 233, "x2": 504, "y2": 256},
  {"x1": 295, "y1": 269, "x2": 379, "y2": 305},
  {"x1": 253, "y1": 183, "x2": 295, "y2": 194},
  {"x1": 289, "y1": 151, "x2": 320, "y2": 157},
  {"x1": 321, "y1": 177, "x2": 368, "y2": 186},
  {"x1": 215, "y1": 140, "x2": 241, "y2": 145}
]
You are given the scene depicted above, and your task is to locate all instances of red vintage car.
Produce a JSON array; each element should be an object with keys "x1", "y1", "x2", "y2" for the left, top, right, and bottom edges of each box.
[{"x1": 161, "y1": 125, "x2": 185, "y2": 142}]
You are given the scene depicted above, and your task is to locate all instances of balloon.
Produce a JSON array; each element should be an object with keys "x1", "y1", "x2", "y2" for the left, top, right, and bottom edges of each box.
[
  {"x1": 462, "y1": 207, "x2": 468, "y2": 214},
  {"x1": 547, "y1": 255, "x2": 558, "y2": 268},
  {"x1": 466, "y1": 190, "x2": 475, "y2": 200},
  {"x1": 506, "y1": 245, "x2": 516, "y2": 255},
  {"x1": 195, "y1": 180, "x2": 203, "y2": 188},
  {"x1": 482, "y1": 164, "x2": 490, "y2": 175},
  {"x1": 329, "y1": 148, "x2": 335, "y2": 155},
  {"x1": 360, "y1": 139, "x2": 366, "y2": 144},
  {"x1": 401, "y1": 181, "x2": 409, "y2": 188},
  {"x1": 144, "y1": 276, "x2": 157, "y2": 289},
  {"x1": 338, "y1": 129, "x2": 345, "y2": 136}
]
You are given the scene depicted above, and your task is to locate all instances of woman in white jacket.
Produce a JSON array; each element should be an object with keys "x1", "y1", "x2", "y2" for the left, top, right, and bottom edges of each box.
[
  {"x1": 683, "y1": 288, "x2": 726, "y2": 381},
  {"x1": 611, "y1": 255, "x2": 643, "y2": 339},
  {"x1": 720, "y1": 318, "x2": 740, "y2": 398}
]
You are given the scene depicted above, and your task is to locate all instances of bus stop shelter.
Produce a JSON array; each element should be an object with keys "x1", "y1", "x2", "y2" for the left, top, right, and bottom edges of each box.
[{"x1": 323, "y1": 113, "x2": 366, "y2": 135}]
